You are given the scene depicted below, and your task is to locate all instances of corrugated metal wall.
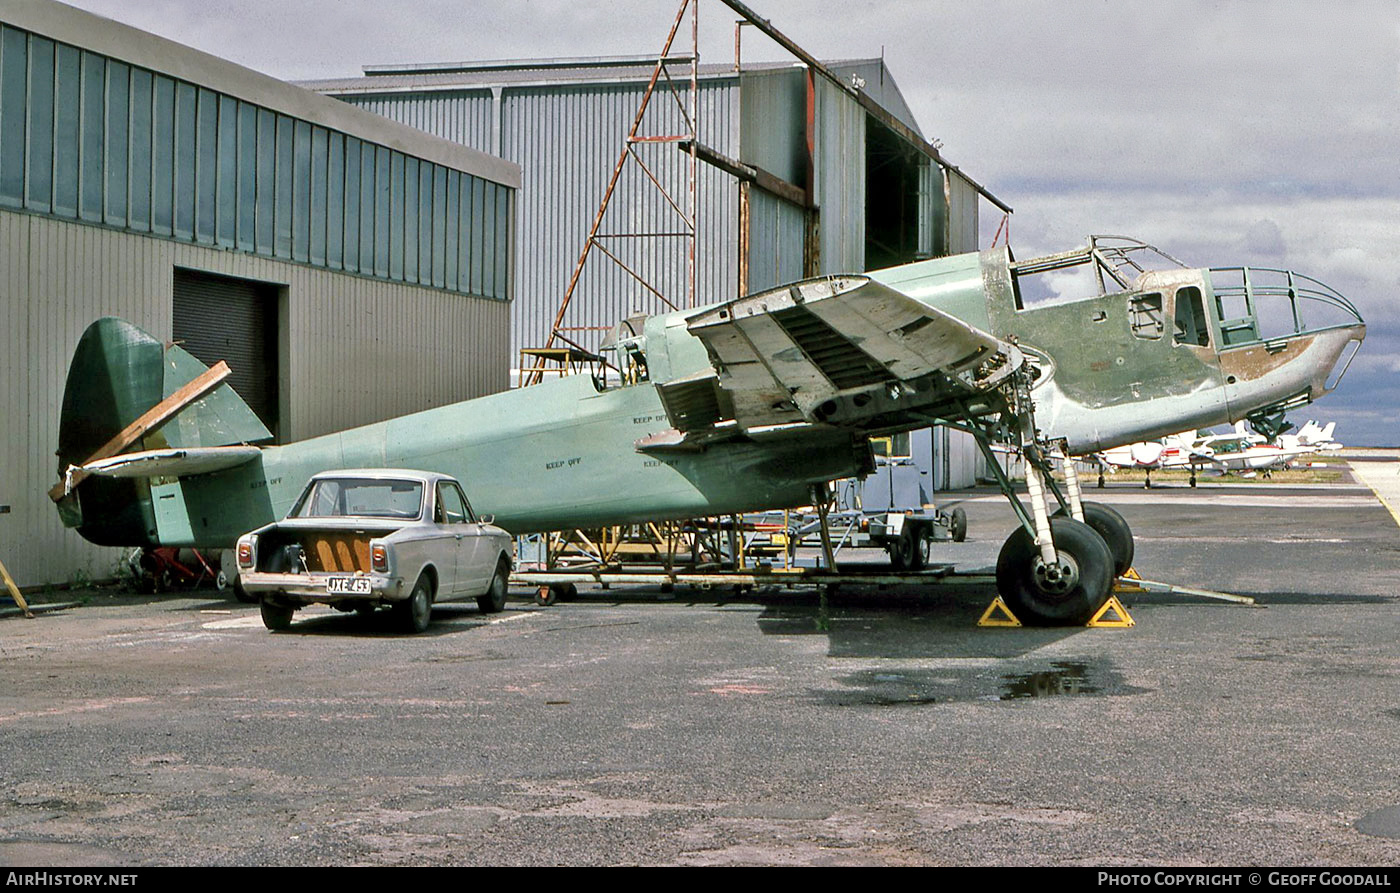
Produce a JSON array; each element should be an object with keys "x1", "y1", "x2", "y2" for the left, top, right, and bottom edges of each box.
[
  {"x1": 342, "y1": 79, "x2": 741, "y2": 359},
  {"x1": 503, "y1": 81, "x2": 738, "y2": 354},
  {"x1": 0, "y1": 211, "x2": 509, "y2": 588},
  {"x1": 745, "y1": 186, "x2": 805, "y2": 294},
  {"x1": 346, "y1": 89, "x2": 498, "y2": 157},
  {"x1": 812, "y1": 77, "x2": 865, "y2": 274},
  {"x1": 931, "y1": 426, "x2": 981, "y2": 491},
  {"x1": 946, "y1": 169, "x2": 979, "y2": 256}
]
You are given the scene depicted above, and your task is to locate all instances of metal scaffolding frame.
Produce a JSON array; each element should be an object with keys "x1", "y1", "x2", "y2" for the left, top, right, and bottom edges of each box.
[{"x1": 529, "y1": 0, "x2": 701, "y2": 382}]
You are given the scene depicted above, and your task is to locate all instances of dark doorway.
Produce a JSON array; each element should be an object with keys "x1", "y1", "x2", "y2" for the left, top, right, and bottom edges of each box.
[
  {"x1": 864, "y1": 118, "x2": 924, "y2": 271},
  {"x1": 172, "y1": 268, "x2": 281, "y2": 440}
]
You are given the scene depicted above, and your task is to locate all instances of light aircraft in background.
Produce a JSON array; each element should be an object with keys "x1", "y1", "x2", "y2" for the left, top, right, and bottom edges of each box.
[
  {"x1": 1095, "y1": 417, "x2": 1346, "y2": 486},
  {"x1": 1196, "y1": 422, "x2": 1328, "y2": 476},
  {"x1": 1093, "y1": 432, "x2": 1217, "y2": 488},
  {"x1": 1289, "y1": 420, "x2": 1343, "y2": 453},
  {"x1": 50, "y1": 237, "x2": 1364, "y2": 625}
]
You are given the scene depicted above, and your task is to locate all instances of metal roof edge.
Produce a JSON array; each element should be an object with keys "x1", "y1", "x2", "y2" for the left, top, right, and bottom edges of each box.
[{"x1": 363, "y1": 53, "x2": 696, "y2": 76}]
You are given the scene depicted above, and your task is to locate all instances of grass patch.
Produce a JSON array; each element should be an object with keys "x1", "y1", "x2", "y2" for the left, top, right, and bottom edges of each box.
[{"x1": 1096, "y1": 466, "x2": 1347, "y2": 486}]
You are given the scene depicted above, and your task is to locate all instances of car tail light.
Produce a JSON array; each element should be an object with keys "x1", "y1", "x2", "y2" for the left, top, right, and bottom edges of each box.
[
  {"x1": 371, "y1": 542, "x2": 388, "y2": 573},
  {"x1": 236, "y1": 536, "x2": 256, "y2": 570}
]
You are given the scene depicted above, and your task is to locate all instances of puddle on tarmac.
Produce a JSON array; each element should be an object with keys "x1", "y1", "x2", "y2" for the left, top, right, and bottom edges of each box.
[
  {"x1": 998, "y1": 662, "x2": 1099, "y2": 699},
  {"x1": 822, "y1": 660, "x2": 1139, "y2": 707}
]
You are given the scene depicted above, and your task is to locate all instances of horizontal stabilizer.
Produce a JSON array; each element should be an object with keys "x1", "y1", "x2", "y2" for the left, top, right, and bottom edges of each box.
[{"x1": 77, "y1": 446, "x2": 262, "y2": 480}]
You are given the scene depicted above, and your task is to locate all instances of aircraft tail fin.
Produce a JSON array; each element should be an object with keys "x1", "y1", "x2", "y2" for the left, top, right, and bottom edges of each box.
[{"x1": 55, "y1": 317, "x2": 272, "y2": 544}]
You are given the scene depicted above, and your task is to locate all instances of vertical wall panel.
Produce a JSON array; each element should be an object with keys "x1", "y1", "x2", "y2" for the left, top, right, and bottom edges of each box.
[
  {"x1": 946, "y1": 169, "x2": 979, "y2": 255},
  {"x1": 745, "y1": 186, "x2": 804, "y2": 294},
  {"x1": 813, "y1": 78, "x2": 864, "y2": 274},
  {"x1": 2, "y1": 210, "x2": 509, "y2": 589},
  {"x1": 739, "y1": 68, "x2": 806, "y2": 186},
  {"x1": 917, "y1": 159, "x2": 947, "y2": 259}
]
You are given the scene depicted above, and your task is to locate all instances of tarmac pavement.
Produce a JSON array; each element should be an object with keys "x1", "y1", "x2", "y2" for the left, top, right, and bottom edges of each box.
[{"x1": 1, "y1": 462, "x2": 1399, "y2": 866}]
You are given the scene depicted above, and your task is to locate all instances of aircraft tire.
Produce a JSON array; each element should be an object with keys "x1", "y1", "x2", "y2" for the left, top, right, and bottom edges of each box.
[
  {"x1": 477, "y1": 561, "x2": 509, "y2": 614},
  {"x1": 950, "y1": 507, "x2": 968, "y2": 543},
  {"x1": 1053, "y1": 502, "x2": 1134, "y2": 577},
  {"x1": 996, "y1": 518, "x2": 1113, "y2": 626},
  {"x1": 259, "y1": 598, "x2": 294, "y2": 632},
  {"x1": 396, "y1": 574, "x2": 434, "y2": 633}
]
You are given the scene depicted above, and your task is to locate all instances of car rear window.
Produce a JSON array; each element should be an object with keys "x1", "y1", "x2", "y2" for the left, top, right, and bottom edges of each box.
[{"x1": 293, "y1": 479, "x2": 423, "y2": 519}]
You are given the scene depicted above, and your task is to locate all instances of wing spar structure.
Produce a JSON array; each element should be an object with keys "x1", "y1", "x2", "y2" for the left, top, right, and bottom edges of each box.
[{"x1": 640, "y1": 275, "x2": 1025, "y2": 453}]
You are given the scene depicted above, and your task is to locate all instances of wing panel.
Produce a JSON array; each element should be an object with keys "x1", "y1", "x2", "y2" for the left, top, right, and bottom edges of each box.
[{"x1": 668, "y1": 273, "x2": 1022, "y2": 440}]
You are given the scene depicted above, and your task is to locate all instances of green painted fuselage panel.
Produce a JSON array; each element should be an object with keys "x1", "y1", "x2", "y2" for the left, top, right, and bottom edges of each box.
[{"x1": 152, "y1": 374, "x2": 862, "y2": 547}]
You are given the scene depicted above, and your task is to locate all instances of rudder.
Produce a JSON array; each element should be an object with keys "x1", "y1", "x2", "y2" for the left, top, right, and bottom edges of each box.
[{"x1": 55, "y1": 317, "x2": 272, "y2": 546}]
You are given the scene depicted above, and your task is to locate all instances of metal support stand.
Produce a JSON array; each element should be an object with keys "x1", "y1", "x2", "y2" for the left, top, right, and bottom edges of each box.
[{"x1": 812, "y1": 484, "x2": 838, "y2": 571}]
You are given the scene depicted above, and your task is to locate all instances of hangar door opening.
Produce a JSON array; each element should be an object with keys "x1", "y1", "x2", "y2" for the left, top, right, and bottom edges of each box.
[
  {"x1": 865, "y1": 118, "x2": 945, "y2": 270},
  {"x1": 172, "y1": 269, "x2": 282, "y2": 441}
]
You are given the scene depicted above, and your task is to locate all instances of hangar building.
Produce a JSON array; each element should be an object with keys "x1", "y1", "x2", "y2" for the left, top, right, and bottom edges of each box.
[
  {"x1": 0, "y1": 0, "x2": 519, "y2": 587},
  {"x1": 306, "y1": 48, "x2": 1008, "y2": 496}
]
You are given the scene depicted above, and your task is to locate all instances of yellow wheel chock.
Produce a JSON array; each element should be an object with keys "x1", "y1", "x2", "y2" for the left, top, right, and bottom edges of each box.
[
  {"x1": 980, "y1": 566, "x2": 1249, "y2": 629},
  {"x1": 976, "y1": 594, "x2": 1134, "y2": 628},
  {"x1": 977, "y1": 596, "x2": 1022, "y2": 627},
  {"x1": 1087, "y1": 596, "x2": 1134, "y2": 628}
]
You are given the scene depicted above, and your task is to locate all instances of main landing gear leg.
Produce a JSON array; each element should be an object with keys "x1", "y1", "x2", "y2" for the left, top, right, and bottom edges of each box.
[
  {"x1": 1047, "y1": 444, "x2": 1136, "y2": 579},
  {"x1": 962, "y1": 423, "x2": 1115, "y2": 627},
  {"x1": 1058, "y1": 450, "x2": 1086, "y2": 522},
  {"x1": 997, "y1": 449, "x2": 1114, "y2": 626}
]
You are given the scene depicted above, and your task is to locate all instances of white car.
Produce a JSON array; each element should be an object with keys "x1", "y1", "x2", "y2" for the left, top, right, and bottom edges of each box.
[{"x1": 236, "y1": 469, "x2": 513, "y2": 633}]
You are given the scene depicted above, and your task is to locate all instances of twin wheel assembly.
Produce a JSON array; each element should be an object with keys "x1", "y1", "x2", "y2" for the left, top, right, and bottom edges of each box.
[{"x1": 996, "y1": 501, "x2": 1133, "y2": 626}]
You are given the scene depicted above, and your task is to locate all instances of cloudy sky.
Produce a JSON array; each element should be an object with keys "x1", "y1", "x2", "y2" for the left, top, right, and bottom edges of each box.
[{"x1": 62, "y1": 0, "x2": 1400, "y2": 443}]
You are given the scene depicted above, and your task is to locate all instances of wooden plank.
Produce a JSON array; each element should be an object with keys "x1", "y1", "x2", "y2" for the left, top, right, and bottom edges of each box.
[
  {"x1": 0, "y1": 555, "x2": 32, "y2": 618},
  {"x1": 49, "y1": 361, "x2": 231, "y2": 502}
]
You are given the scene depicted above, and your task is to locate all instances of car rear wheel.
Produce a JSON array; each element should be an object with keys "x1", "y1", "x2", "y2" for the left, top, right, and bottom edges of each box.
[
  {"x1": 259, "y1": 598, "x2": 293, "y2": 632},
  {"x1": 477, "y1": 560, "x2": 508, "y2": 613},
  {"x1": 395, "y1": 575, "x2": 433, "y2": 633}
]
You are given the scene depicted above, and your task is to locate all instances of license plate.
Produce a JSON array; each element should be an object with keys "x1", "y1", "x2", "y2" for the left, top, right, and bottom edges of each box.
[{"x1": 326, "y1": 576, "x2": 371, "y2": 595}]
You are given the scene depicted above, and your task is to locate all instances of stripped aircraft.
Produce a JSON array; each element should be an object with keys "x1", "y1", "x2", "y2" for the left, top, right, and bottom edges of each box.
[{"x1": 51, "y1": 236, "x2": 1364, "y2": 625}]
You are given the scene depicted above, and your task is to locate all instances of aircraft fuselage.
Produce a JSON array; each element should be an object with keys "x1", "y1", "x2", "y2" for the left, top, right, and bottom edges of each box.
[{"x1": 59, "y1": 241, "x2": 1364, "y2": 550}]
